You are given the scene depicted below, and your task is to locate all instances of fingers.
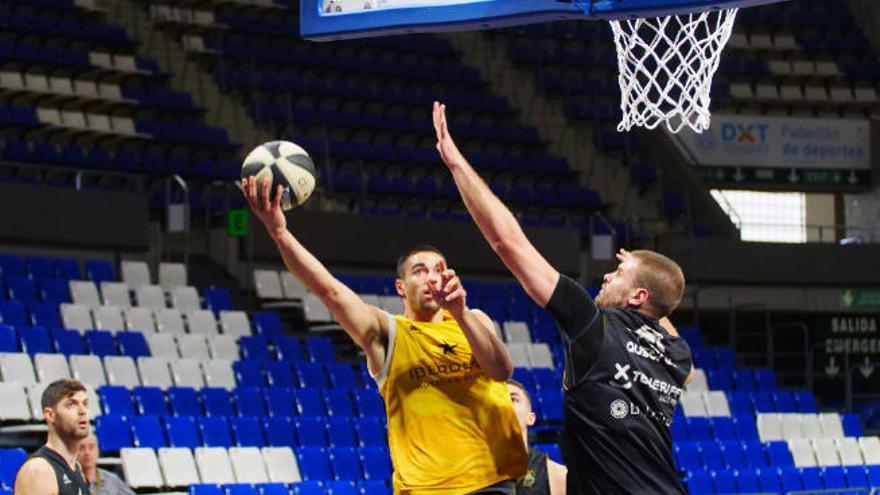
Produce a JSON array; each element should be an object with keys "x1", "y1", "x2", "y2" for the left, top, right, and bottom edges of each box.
[
  {"x1": 273, "y1": 184, "x2": 283, "y2": 210},
  {"x1": 242, "y1": 177, "x2": 259, "y2": 211},
  {"x1": 261, "y1": 177, "x2": 271, "y2": 211}
]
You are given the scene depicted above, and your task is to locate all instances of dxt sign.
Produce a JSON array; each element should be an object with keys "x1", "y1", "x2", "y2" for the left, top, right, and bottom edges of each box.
[{"x1": 721, "y1": 123, "x2": 769, "y2": 144}]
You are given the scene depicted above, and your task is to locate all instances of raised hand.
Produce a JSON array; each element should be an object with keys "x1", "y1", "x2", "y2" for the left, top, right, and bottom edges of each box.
[
  {"x1": 242, "y1": 176, "x2": 287, "y2": 238},
  {"x1": 427, "y1": 268, "x2": 467, "y2": 317},
  {"x1": 616, "y1": 248, "x2": 633, "y2": 264},
  {"x1": 432, "y1": 101, "x2": 468, "y2": 170}
]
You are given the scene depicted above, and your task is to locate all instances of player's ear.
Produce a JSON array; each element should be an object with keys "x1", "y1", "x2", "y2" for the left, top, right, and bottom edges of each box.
[
  {"x1": 628, "y1": 287, "x2": 650, "y2": 308},
  {"x1": 526, "y1": 411, "x2": 536, "y2": 427},
  {"x1": 395, "y1": 278, "x2": 406, "y2": 298}
]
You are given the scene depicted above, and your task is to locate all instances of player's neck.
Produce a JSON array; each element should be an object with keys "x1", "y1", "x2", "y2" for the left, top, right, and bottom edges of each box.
[
  {"x1": 45, "y1": 433, "x2": 80, "y2": 471},
  {"x1": 404, "y1": 306, "x2": 444, "y2": 323}
]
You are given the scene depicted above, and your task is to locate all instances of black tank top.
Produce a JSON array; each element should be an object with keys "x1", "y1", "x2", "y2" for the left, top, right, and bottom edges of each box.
[
  {"x1": 517, "y1": 448, "x2": 550, "y2": 495},
  {"x1": 29, "y1": 446, "x2": 89, "y2": 495}
]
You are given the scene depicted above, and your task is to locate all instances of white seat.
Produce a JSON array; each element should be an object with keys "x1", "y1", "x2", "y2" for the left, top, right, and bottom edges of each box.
[
  {"x1": 727, "y1": 32, "x2": 748, "y2": 49},
  {"x1": 829, "y1": 86, "x2": 855, "y2": 103},
  {"x1": 858, "y1": 437, "x2": 880, "y2": 464},
  {"x1": 208, "y1": 336, "x2": 239, "y2": 360},
  {"x1": 755, "y1": 83, "x2": 780, "y2": 99},
  {"x1": 69, "y1": 281, "x2": 101, "y2": 309},
  {"x1": 854, "y1": 86, "x2": 879, "y2": 103},
  {"x1": 195, "y1": 447, "x2": 235, "y2": 484},
  {"x1": 104, "y1": 356, "x2": 140, "y2": 388},
  {"x1": 688, "y1": 369, "x2": 708, "y2": 392},
  {"x1": 819, "y1": 413, "x2": 845, "y2": 438},
  {"x1": 137, "y1": 357, "x2": 173, "y2": 389},
  {"x1": 111, "y1": 115, "x2": 136, "y2": 135},
  {"x1": 136, "y1": 285, "x2": 166, "y2": 310},
  {"x1": 804, "y1": 85, "x2": 829, "y2": 102},
  {"x1": 61, "y1": 110, "x2": 86, "y2": 129},
  {"x1": 120, "y1": 448, "x2": 163, "y2": 489},
  {"x1": 780, "y1": 413, "x2": 804, "y2": 440},
  {"x1": 27, "y1": 383, "x2": 48, "y2": 420},
  {"x1": 73, "y1": 78, "x2": 99, "y2": 98},
  {"x1": 229, "y1": 447, "x2": 269, "y2": 483},
  {"x1": 186, "y1": 310, "x2": 218, "y2": 336},
  {"x1": 703, "y1": 391, "x2": 730, "y2": 417},
  {"x1": 97, "y1": 82, "x2": 122, "y2": 100},
  {"x1": 159, "y1": 262, "x2": 188, "y2": 290},
  {"x1": 112, "y1": 54, "x2": 138, "y2": 72},
  {"x1": 814, "y1": 61, "x2": 841, "y2": 77},
  {"x1": 835, "y1": 437, "x2": 864, "y2": 466},
  {"x1": 202, "y1": 359, "x2": 235, "y2": 390},
  {"x1": 280, "y1": 271, "x2": 308, "y2": 300},
  {"x1": 788, "y1": 438, "x2": 818, "y2": 467},
  {"x1": 0, "y1": 353, "x2": 37, "y2": 385},
  {"x1": 729, "y1": 82, "x2": 754, "y2": 99},
  {"x1": 254, "y1": 269, "x2": 284, "y2": 300},
  {"x1": 34, "y1": 353, "x2": 71, "y2": 383},
  {"x1": 37, "y1": 106, "x2": 62, "y2": 126},
  {"x1": 70, "y1": 355, "x2": 106, "y2": 387},
  {"x1": 506, "y1": 343, "x2": 530, "y2": 368},
  {"x1": 801, "y1": 413, "x2": 823, "y2": 438},
  {"x1": 155, "y1": 309, "x2": 185, "y2": 334},
  {"x1": 377, "y1": 295, "x2": 404, "y2": 315},
  {"x1": 124, "y1": 307, "x2": 156, "y2": 333},
  {"x1": 87, "y1": 112, "x2": 111, "y2": 132},
  {"x1": 158, "y1": 447, "x2": 201, "y2": 487},
  {"x1": 100, "y1": 282, "x2": 132, "y2": 309},
  {"x1": 757, "y1": 413, "x2": 783, "y2": 442},
  {"x1": 170, "y1": 359, "x2": 205, "y2": 389},
  {"x1": 779, "y1": 84, "x2": 804, "y2": 101},
  {"x1": 0, "y1": 70, "x2": 23, "y2": 89},
  {"x1": 85, "y1": 385, "x2": 101, "y2": 418},
  {"x1": 219, "y1": 311, "x2": 251, "y2": 337},
  {"x1": 0, "y1": 383, "x2": 32, "y2": 421},
  {"x1": 812, "y1": 438, "x2": 841, "y2": 466},
  {"x1": 679, "y1": 391, "x2": 706, "y2": 417},
  {"x1": 171, "y1": 286, "x2": 200, "y2": 312},
  {"x1": 25, "y1": 73, "x2": 50, "y2": 92},
  {"x1": 302, "y1": 294, "x2": 332, "y2": 323},
  {"x1": 121, "y1": 260, "x2": 151, "y2": 288},
  {"x1": 50, "y1": 75, "x2": 76, "y2": 94},
  {"x1": 502, "y1": 321, "x2": 532, "y2": 343},
  {"x1": 60, "y1": 303, "x2": 94, "y2": 332},
  {"x1": 749, "y1": 33, "x2": 773, "y2": 49},
  {"x1": 790, "y1": 60, "x2": 815, "y2": 76},
  {"x1": 774, "y1": 34, "x2": 798, "y2": 50},
  {"x1": 88, "y1": 51, "x2": 113, "y2": 68},
  {"x1": 92, "y1": 305, "x2": 125, "y2": 334},
  {"x1": 176, "y1": 334, "x2": 210, "y2": 360},
  {"x1": 261, "y1": 447, "x2": 301, "y2": 483},
  {"x1": 767, "y1": 59, "x2": 792, "y2": 75},
  {"x1": 527, "y1": 343, "x2": 554, "y2": 368},
  {"x1": 145, "y1": 333, "x2": 178, "y2": 359}
]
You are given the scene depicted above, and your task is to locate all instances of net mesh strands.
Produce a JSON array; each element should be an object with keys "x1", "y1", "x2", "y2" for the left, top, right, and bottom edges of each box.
[{"x1": 610, "y1": 8, "x2": 738, "y2": 133}]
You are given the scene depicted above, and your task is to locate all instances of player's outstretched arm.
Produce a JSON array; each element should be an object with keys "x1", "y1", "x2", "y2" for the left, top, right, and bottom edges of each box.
[
  {"x1": 242, "y1": 176, "x2": 387, "y2": 370},
  {"x1": 433, "y1": 102, "x2": 559, "y2": 307}
]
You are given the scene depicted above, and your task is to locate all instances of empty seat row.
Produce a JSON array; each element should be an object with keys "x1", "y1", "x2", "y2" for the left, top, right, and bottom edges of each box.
[
  {"x1": 0, "y1": 382, "x2": 100, "y2": 422},
  {"x1": 69, "y1": 281, "x2": 202, "y2": 311},
  {"x1": 727, "y1": 390, "x2": 818, "y2": 415},
  {"x1": 671, "y1": 415, "x2": 760, "y2": 443},
  {"x1": 61, "y1": 302, "x2": 252, "y2": 336},
  {"x1": 686, "y1": 464, "x2": 880, "y2": 495},
  {"x1": 0, "y1": 254, "x2": 101, "y2": 281},
  {"x1": 788, "y1": 436, "x2": 880, "y2": 468},
  {"x1": 0, "y1": 328, "x2": 148, "y2": 357},
  {"x1": 705, "y1": 368, "x2": 777, "y2": 392},
  {"x1": 675, "y1": 440, "x2": 796, "y2": 473},
  {"x1": 506, "y1": 342, "x2": 556, "y2": 369},
  {"x1": 679, "y1": 391, "x2": 732, "y2": 417},
  {"x1": 758, "y1": 413, "x2": 848, "y2": 442}
]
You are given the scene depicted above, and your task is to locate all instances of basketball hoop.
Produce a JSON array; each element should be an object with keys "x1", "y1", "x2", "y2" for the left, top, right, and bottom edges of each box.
[{"x1": 609, "y1": 8, "x2": 738, "y2": 134}]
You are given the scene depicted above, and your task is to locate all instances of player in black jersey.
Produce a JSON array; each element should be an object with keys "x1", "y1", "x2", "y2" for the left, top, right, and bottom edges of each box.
[
  {"x1": 434, "y1": 102, "x2": 693, "y2": 495},
  {"x1": 507, "y1": 380, "x2": 567, "y2": 495},
  {"x1": 15, "y1": 379, "x2": 91, "y2": 495}
]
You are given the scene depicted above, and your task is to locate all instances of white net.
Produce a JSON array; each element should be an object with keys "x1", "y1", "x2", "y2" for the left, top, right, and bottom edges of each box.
[{"x1": 610, "y1": 8, "x2": 738, "y2": 134}]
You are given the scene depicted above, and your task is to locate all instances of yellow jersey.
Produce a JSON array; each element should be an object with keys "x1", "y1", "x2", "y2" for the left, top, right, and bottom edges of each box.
[{"x1": 374, "y1": 311, "x2": 527, "y2": 494}]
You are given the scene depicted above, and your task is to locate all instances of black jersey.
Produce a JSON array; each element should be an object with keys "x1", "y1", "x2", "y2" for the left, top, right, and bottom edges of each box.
[
  {"x1": 545, "y1": 275, "x2": 692, "y2": 495},
  {"x1": 516, "y1": 447, "x2": 551, "y2": 495},
  {"x1": 28, "y1": 446, "x2": 89, "y2": 495}
]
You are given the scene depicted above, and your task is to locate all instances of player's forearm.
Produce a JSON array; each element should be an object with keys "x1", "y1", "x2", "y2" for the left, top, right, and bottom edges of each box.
[{"x1": 454, "y1": 309, "x2": 513, "y2": 381}]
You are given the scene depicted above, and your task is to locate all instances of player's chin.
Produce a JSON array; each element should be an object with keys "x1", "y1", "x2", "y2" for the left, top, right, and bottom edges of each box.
[{"x1": 420, "y1": 300, "x2": 440, "y2": 313}]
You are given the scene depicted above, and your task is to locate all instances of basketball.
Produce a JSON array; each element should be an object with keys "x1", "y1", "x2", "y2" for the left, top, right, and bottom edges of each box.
[{"x1": 241, "y1": 140, "x2": 317, "y2": 211}]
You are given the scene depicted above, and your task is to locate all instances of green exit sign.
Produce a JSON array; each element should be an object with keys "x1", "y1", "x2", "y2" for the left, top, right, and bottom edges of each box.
[{"x1": 227, "y1": 209, "x2": 249, "y2": 237}]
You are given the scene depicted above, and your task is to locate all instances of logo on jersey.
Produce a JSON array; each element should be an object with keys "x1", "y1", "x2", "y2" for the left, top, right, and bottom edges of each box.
[
  {"x1": 632, "y1": 324, "x2": 666, "y2": 352},
  {"x1": 611, "y1": 362, "x2": 633, "y2": 390},
  {"x1": 610, "y1": 399, "x2": 629, "y2": 419},
  {"x1": 521, "y1": 469, "x2": 537, "y2": 487},
  {"x1": 407, "y1": 324, "x2": 422, "y2": 335},
  {"x1": 437, "y1": 341, "x2": 458, "y2": 355},
  {"x1": 62, "y1": 473, "x2": 71, "y2": 484},
  {"x1": 610, "y1": 362, "x2": 683, "y2": 399},
  {"x1": 625, "y1": 340, "x2": 674, "y2": 366}
]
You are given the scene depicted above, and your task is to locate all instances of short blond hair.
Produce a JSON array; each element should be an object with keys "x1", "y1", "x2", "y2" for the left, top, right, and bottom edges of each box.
[{"x1": 631, "y1": 250, "x2": 684, "y2": 318}]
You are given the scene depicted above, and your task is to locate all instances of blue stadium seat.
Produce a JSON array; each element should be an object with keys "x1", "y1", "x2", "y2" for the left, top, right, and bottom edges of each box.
[
  {"x1": 260, "y1": 483, "x2": 291, "y2": 495},
  {"x1": 274, "y1": 336, "x2": 304, "y2": 362},
  {"x1": 512, "y1": 368, "x2": 535, "y2": 390},
  {"x1": 85, "y1": 330, "x2": 118, "y2": 357},
  {"x1": 822, "y1": 466, "x2": 848, "y2": 490},
  {"x1": 685, "y1": 471, "x2": 712, "y2": 495},
  {"x1": 537, "y1": 389, "x2": 563, "y2": 422},
  {"x1": 733, "y1": 415, "x2": 759, "y2": 441},
  {"x1": 7, "y1": 277, "x2": 38, "y2": 303},
  {"x1": 0, "y1": 325, "x2": 17, "y2": 352},
  {"x1": 233, "y1": 387, "x2": 267, "y2": 417},
  {"x1": 720, "y1": 441, "x2": 749, "y2": 470},
  {"x1": 700, "y1": 442, "x2": 725, "y2": 471},
  {"x1": 707, "y1": 370, "x2": 733, "y2": 391},
  {"x1": 727, "y1": 392, "x2": 753, "y2": 416},
  {"x1": 252, "y1": 311, "x2": 283, "y2": 339},
  {"x1": 39, "y1": 278, "x2": 71, "y2": 303},
  {"x1": 842, "y1": 413, "x2": 863, "y2": 437},
  {"x1": 224, "y1": 484, "x2": 258, "y2": 495},
  {"x1": 794, "y1": 390, "x2": 819, "y2": 413},
  {"x1": 189, "y1": 485, "x2": 223, "y2": 495},
  {"x1": 168, "y1": 387, "x2": 201, "y2": 416},
  {"x1": 845, "y1": 465, "x2": 870, "y2": 490},
  {"x1": 670, "y1": 416, "x2": 689, "y2": 442},
  {"x1": 324, "y1": 389, "x2": 356, "y2": 417},
  {"x1": 116, "y1": 331, "x2": 150, "y2": 358},
  {"x1": 357, "y1": 480, "x2": 387, "y2": 495},
  {"x1": 327, "y1": 416, "x2": 358, "y2": 448},
  {"x1": 1, "y1": 301, "x2": 29, "y2": 327},
  {"x1": 735, "y1": 468, "x2": 760, "y2": 492},
  {"x1": 99, "y1": 386, "x2": 135, "y2": 416},
  {"x1": 354, "y1": 416, "x2": 386, "y2": 448},
  {"x1": 712, "y1": 470, "x2": 736, "y2": 493},
  {"x1": 868, "y1": 465, "x2": 880, "y2": 488},
  {"x1": 202, "y1": 388, "x2": 235, "y2": 417},
  {"x1": 264, "y1": 415, "x2": 297, "y2": 448},
  {"x1": 800, "y1": 467, "x2": 823, "y2": 491},
  {"x1": 772, "y1": 391, "x2": 797, "y2": 413},
  {"x1": 95, "y1": 415, "x2": 132, "y2": 453},
  {"x1": 674, "y1": 442, "x2": 702, "y2": 473},
  {"x1": 296, "y1": 416, "x2": 328, "y2": 447},
  {"x1": 132, "y1": 415, "x2": 167, "y2": 449},
  {"x1": 293, "y1": 480, "x2": 325, "y2": 495},
  {"x1": 0, "y1": 255, "x2": 25, "y2": 278},
  {"x1": 742, "y1": 441, "x2": 769, "y2": 468},
  {"x1": 779, "y1": 467, "x2": 803, "y2": 493},
  {"x1": 327, "y1": 363, "x2": 358, "y2": 389},
  {"x1": 239, "y1": 336, "x2": 271, "y2": 361},
  {"x1": 305, "y1": 337, "x2": 335, "y2": 363},
  {"x1": 85, "y1": 260, "x2": 115, "y2": 284},
  {"x1": 296, "y1": 388, "x2": 326, "y2": 416},
  {"x1": 133, "y1": 386, "x2": 168, "y2": 416},
  {"x1": 692, "y1": 348, "x2": 716, "y2": 370},
  {"x1": 754, "y1": 368, "x2": 777, "y2": 390},
  {"x1": 757, "y1": 467, "x2": 782, "y2": 493},
  {"x1": 710, "y1": 417, "x2": 735, "y2": 441},
  {"x1": 198, "y1": 416, "x2": 233, "y2": 447},
  {"x1": 0, "y1": 449, "x2": 27, "y2": 491},
  {"x1": 53, "y1": 258, "x2": 81, "y2": 280},
  {"x1": 233, "y1": 361, "x2": 265, "y2": 388},
  {"x1": 766, "y1": 441, "x2": 795, "y2": 468},
  {"x1": 686, "y1": 418, "x2": 712, "y2": 442},
  {"x1": 353, "y1": 389, "x2": 384, "y2": 417},
  {"x1": 714, "y1": 348, "x2": 736, "y2": 369},
  {"x1": 330, "y1": 447, "x2": 363, "y2": 481},
  {"x1": 360, "y1": 447, "x2": 392, "y2": 481},
  {"x1": 28, "y1": 302, "x2": 60, "y2": 328},
  {"x1": 297, "y1": 447, "x2": 333, "y2": 480},
  {"x1": 325, "y1": 480, "x2": 357, "y2": 495},
  {"x1": 203, "y1": 287, "x2": 233, "y2": 313},
  {"x1": 25, "y1": 257, "x2": 53, "y2": 280},
  {"x1": 750, "y1": 392, "x2": 774, "y2": 413},
  {"x1": 265, "y1": 387, "x2": 297, "y2": 417},
  {"x1": 231, "y1": 415, "x2": 266, "y2": 447},
  {"x1": 20, "y1": 326, "x2": 52, "y2": 355},
  {"x1": 50, "y1": 328, "x2": 85, "y2": 356},
  {"x1": 164, "y1": 415, "x2": 200, "y2": 449}
]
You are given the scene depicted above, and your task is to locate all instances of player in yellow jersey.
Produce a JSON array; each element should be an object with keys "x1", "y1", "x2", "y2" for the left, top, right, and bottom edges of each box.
[{"x1": 242, "y1": 175, "x2": 528, "y2": 494}]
